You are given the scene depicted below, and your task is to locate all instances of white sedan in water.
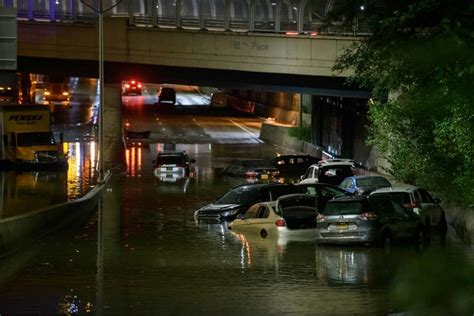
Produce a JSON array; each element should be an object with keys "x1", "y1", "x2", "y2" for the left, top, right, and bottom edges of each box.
[{"x1": 228, "y1": 194, "x2": 318, "y2": 244}]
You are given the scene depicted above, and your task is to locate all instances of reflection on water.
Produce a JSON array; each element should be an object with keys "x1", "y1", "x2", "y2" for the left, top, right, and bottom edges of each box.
[
  {"x1": 0, "y1": 171, "x2": 67, "y2": 219},
  {"x1": 64, "y1": 141, "x2": 97, "y2": 199},
  {"x1": 0, "y1": 141, "x2": 473, "y2": 315},
  {"x1": 0, "y1": 141, "x2": 97, "y2": 219}
]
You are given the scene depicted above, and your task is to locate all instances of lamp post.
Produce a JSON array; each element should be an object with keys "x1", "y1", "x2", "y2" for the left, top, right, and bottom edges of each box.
[{"x1": 80, "y1": 0, "x2": 122, "y2": 183}]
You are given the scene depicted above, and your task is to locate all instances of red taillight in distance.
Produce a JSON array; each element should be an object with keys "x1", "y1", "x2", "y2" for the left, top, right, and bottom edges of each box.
[
  {"x1": 275, "y1": 219, "x2": 286, "y2": 227},
  {"x1": 245, "y1": 171, "x2": 258, "y2": 178},
  {"x1": 358, "y1": 212, "x2": 378, "y2": 221}
]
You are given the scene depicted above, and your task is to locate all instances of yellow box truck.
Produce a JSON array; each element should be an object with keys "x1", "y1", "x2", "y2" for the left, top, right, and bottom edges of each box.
[{"x1": 0, "y1": 105, "x2": 67, "y2": 170}]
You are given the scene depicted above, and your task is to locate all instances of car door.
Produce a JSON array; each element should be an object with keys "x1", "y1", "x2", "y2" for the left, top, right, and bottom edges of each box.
[
  {"x1": 300, "y1": 166, "x2": 317, "y2": 184},
  {"x1": 373, "y1": 196, "x2": 413, "y2": 240},
  {"x1": 236, "y1": 204, "x2": 273, "y2": 232},
  {"x1": 417, "y1": 188, "x2": 442, "y2": 224},
  {"x1": 389, "y1": 199, "x2": 419, "y2": 239}
]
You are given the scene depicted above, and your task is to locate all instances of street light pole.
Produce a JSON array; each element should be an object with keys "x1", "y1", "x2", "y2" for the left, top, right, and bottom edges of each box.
[{"x1": 80, "y1": 0, "x2": 122, "y2": 183}]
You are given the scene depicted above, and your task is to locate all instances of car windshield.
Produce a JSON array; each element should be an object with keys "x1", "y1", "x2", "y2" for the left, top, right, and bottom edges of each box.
[
  {"x1": 17, "y1": 132, "x2": 56, "y2": 146},
  {"x1": 323, "y1": 201, "x2": 366, "y2": 215},
  {"x1": 156, "y1": 155, "x2": 186, "y2": 165},
  {"x1": 356, "y1": 177, "x2": 390, "y2": 188},
  {"x1": 215, "y1": 188, "x2": 260, "y2": 205}
]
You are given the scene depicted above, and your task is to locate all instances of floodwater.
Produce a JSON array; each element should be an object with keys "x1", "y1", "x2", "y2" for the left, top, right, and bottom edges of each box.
[
  {"x1": 0, "y1": 81, "x2": 473, "y2": 314},
  {"x1": 0, "y1": 141, "x2": 473, "y2": 315}
]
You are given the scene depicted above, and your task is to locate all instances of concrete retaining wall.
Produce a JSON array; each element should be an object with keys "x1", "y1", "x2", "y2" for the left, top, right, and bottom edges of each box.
[{"x1": 0, "y1": 173, "x2": 111, "y2": 256}]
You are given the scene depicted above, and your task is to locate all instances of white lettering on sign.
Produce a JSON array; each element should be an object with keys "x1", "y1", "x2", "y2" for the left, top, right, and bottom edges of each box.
[{"x1": 232, "y1": 40, "x2": 268, "y2": 51}]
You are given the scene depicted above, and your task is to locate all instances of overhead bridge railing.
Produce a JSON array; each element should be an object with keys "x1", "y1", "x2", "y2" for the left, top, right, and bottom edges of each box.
[{"x1": 13, "y1": 8, "x2": 371, "y2": 37}]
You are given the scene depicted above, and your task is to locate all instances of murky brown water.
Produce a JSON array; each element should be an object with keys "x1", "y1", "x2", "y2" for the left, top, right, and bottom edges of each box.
[{"x1": 0, "y1": 141, "x2": 473, "y2": 315}]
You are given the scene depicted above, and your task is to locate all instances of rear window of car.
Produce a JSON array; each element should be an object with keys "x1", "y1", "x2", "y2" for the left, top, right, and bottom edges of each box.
[
  {"x1": 356, "y1": 177, "x2": 390, "y2": 188},
  {"x1": 323, "y1": 201, "x2": 366, "y2": 215},
  {"x1": 379, "y1": 192, "x2": 411, "y2": 205}
]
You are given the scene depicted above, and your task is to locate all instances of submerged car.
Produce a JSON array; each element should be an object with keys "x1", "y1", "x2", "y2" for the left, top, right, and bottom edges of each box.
[
  {"x1": 316, "y1": 194, "x2": 427, "y2": 246},
  {"x1": 152, "y1": 151, "x2": 195, "y2": 180},
  {"x1": 228, "y1": 194, "x2": 318, "y2": 242},
  {"x1": 370, "y1": 186, "x2": 447, "y2": 233},
  {"x1": 270, "y1": 154, "x2": 320, "y2": 175},
  {"x1": 194, "y1": 183, "x2": 301, "y2": 222},
  {"x1": 339, "y1": 175, "x2": 391, "y2": 195},
  {"x1": 222, "y1": 159, "x2": 280, "y2": 182},
  {"x1": 299, "y1": 159, "x2": 355, "y2": 186}
]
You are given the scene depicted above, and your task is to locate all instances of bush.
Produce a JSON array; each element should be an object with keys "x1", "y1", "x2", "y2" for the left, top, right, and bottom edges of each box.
[{"x1": 288, "y1": 124, "x2": 311, "y2": 142}]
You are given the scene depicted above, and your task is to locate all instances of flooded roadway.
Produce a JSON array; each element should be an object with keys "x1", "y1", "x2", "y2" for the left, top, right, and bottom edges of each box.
[{"x1": 0, "y1": 84, "x2": 473, "y2": 315}]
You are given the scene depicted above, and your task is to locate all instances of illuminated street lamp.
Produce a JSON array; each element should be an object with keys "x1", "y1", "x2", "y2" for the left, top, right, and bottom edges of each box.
[{"x1": 80, "y1": 0, "x2": 122, "y2": 182}]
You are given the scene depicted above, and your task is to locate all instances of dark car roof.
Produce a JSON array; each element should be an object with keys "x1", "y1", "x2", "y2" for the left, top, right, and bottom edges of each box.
[{"x1": 329, "y1": 195, "x2": 369, "y2": 203}]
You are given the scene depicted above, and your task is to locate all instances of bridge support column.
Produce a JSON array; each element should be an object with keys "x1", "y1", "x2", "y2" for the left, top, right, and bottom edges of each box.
[{"x1": 103, "y1": 83, "x2": 124, "y2": 171}]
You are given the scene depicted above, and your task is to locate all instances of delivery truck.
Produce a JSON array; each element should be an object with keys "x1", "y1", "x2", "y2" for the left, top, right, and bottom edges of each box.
[{"x1": 0, "y1": 105, "x2": 68, "y2": 170}]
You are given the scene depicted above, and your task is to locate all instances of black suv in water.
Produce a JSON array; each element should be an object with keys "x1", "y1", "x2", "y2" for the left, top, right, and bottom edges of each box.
[{"x1": 194, "y1": 183, "x2": 302, "y2": 222}]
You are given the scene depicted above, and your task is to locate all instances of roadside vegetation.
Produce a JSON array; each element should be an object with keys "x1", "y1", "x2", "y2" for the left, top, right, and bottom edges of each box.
[{"x1": 325, "y1": 0, "x2": 474, "y2": 206}]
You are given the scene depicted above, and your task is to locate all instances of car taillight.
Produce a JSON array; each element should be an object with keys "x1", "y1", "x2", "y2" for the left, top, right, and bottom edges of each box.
[
  {"x1": 131, "y1": 80, "x2": 136, "y2": 84},
  {"x1": 245, "y1": 171, "x2": 257, "y2": 178},
  {"x1": 124, "y1": 84, "x2": 130, "y2": 88},
  {"x1": 137, "y1": 83, "x2": 142, "y2": 88},
  {"x1": 275, "y1": 219, "x2": 286, "y2": 227},
  {"x1": 358, "y1": 212, "x2": 378, "y2": 221},
  {"x1": 316, "y1": 213, "x2": 326, "y2": 222},
  {"x1": 272, "y1": 171, "x2": 280, "y2": 177}
]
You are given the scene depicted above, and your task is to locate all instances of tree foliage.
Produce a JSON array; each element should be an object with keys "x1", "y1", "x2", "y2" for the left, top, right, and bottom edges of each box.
[{"x1": 325, "y1": 0, "x2": 474, "y2": 205}]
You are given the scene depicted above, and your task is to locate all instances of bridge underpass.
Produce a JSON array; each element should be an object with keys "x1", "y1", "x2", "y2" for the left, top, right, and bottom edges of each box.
[{"x1": 12, "y1": 15, "x2": 374, "y2": 169}]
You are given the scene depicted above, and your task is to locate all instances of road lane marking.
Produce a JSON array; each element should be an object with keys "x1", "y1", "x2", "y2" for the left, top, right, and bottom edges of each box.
[{"x1": 228, "y1": 119, "x2": 263, "y2": 143}]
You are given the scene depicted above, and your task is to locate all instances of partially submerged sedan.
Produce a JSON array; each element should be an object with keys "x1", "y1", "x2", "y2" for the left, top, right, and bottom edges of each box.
[
  {"x1": 316, "y1": 194, "x2": 427, "y2": 246},
  {"x1": 222, "y1": 159, "x2": 280, "y2": 182},
  {"x1": 228, "y1": 194, "x2": 318, "y2": 243}
]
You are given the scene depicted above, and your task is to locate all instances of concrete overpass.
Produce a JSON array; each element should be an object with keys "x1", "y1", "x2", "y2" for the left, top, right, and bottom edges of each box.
[{"x1": 16, "y1": 17, "x2": 366, "y2": 96}]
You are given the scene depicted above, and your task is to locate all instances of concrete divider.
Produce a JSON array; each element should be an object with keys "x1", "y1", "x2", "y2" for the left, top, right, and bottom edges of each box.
[
  {"x1": 0, "y1": 172, "x2": 112, "y2": 257},
  {"x1": 259, "y1": 121, "x2": 322, "y2": 157}
]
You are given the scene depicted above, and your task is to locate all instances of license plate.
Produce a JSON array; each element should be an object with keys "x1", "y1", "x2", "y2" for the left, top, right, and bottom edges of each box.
[{"x1": 336, "y1": 223, "x2": 348, "y2": 230}]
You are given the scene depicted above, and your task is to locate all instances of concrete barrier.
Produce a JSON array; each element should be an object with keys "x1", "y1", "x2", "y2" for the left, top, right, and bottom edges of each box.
[
  {"x1": 0, "y1": 172, "x2": 112, "y2": 257},
  {"x1": 259, "y1": 121, "x2": 322, "y2": 157}
]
